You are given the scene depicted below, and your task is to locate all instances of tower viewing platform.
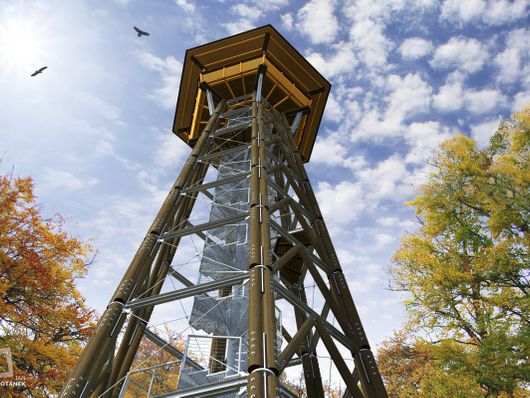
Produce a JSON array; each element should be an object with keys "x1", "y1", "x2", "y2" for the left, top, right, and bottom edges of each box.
[{"x1": 173, "y1": 25, "x2": 330, "y2": 162}]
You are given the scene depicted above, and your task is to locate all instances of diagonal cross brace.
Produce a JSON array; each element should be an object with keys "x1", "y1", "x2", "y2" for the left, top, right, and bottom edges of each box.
[
  {"x1": 277, "y1": 315, "x2": 317, "y2": 372},
  {"x1": 269, "y1": 219, "x2": 333, "y2": 273},
  {"x1": 272, "y1": 280, "x2": 359, "y2": 354},
  {"x1": 125, "y1": 273, "x2": 248, "y2": 309},
  {"x1": 143, "y1": 329, "x2": 203, "y2": 371}
]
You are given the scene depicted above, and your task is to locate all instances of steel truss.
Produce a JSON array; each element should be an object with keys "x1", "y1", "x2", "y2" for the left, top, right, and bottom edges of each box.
[{"x1": 62, "y1": 86, "x2": 387, "y2": 397}]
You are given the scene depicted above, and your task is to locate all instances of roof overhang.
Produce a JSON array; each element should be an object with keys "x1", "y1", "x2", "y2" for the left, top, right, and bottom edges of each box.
[{"x1": 172, "y1": 25, "x2": 330, "y2": 162}]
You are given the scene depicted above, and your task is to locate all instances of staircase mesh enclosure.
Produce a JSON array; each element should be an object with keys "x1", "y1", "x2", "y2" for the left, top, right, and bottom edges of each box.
[{"x1": 177, "y1": 104, "x2": 282, "y2": 396}]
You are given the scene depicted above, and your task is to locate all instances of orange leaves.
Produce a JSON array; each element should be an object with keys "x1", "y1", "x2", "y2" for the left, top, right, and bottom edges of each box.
[{"x1": 0, "y1": 172, "x2": 95, "y2": 396}]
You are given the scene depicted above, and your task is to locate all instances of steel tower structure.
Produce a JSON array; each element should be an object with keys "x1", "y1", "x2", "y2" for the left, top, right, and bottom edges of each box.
[{"x1": 61, "y1": 25, "x2": 387, "y2": 398}]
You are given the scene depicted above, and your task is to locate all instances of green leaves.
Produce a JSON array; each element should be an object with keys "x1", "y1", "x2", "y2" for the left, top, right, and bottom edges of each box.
[{"x1": 382, "y1": 106, "x2": 530, "y2": 396}]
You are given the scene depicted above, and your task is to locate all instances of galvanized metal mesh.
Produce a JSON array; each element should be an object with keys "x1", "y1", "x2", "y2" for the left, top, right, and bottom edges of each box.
[
  {"x1": 178, "y1": 106, "x2": 252, "y2": 394},
  {"x1": 176, "y1": 103, "x2": 284, "y2": 396}
]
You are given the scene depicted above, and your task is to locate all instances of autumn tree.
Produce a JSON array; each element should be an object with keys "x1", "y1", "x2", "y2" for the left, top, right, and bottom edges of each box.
[
  {"x1": 378, "y1": 325, "x2": 485, "y2": 397},
  {"x1": 382, "y1": 107, "x2": 529, "y2": 396},
  {"x1": 0, "y1": 173, "x2": 95, "y2": 396},
  {"x1": 119, "y1": 327, "x2": 186, "y2": 397}
]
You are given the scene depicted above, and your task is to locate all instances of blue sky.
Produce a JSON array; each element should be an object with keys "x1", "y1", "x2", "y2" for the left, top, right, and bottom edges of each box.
[{"x1": 1, "y1": 0, "x2": 529, "y2": 357}]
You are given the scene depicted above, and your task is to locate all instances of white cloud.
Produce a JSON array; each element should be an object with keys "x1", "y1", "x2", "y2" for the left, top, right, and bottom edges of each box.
[
  {"x1": 280, "y1": 13, "x2": 293, "y2": 30},
  {"x1": 314, "y1": 156, "x2": 414, "y2": 229},
  {"x1": 256, "y1": 0, "x2": 289, "y2": 11},
  {"x1": 316, "y1": 181, "x2": 366, "y2": 225},
  {"x1": 348, "y1": 269, "x2": 382, "y2": 293},
  {"x1": 495, "y1": 48, "x2": 522, "y2": 85},
  {"x1": 374, "y1": 233, "x2": 396, "y2": 248},
  {"x1": 305, "y1": 43, "x2": 357, "y2": 79},
  {"x1": 471, "y1": 118, "x2": 500, "y2": 148},
  {"x1": 42, "y1": 168, "x2": 98, "y2": 191},
  {"x1": 297, "y1": 0, "x2": 338, "y2": 44},
  {"x1": 353, "y1": 73, "x2": 433, "y2": 142},
  {"x1": 231, "y1": 4, "x2": 263, "y2": 22},
  {"x1": 440, "y1": 0, "x2": 486, "y2": 23},
  {"x1": 172, "y1": 0, "x2": 208, "y2": 42},
  {"x1": 223, "y1": 20, "x2": 256, "y2": 35},
  {"x1": 376, "y1": 216, "x2": 401, "y2": 227},
  {"x1": 399, "y1": 37, "x2": 433, "y2": 60},
  {"x1": 512, "y1": 91, "x2": 530, "y2": 112},
  {"x1": 343, "y1": 0, "x2": 438, "y2": 70},
  {"x1": 223, "y1": 0, "x2": 289, "y2": 34},
  {"x1": 430, "y1": 37, "x2": 488, "y2": 73},
  {"x1": 76, "y1": 92, "x2": 125, "y2": 125},
  {"x1": 153, "y1": 129, "x2": 191, "y2": 170},
  {"x1": 482, "y1": 0, "x2": 528, "y2": 26},
  {"x1": 357, "y1": 154, "x2": 409, "y2": 201},
  {"x1": 386, "y1": 73, "x2": 432, "y2": 120},
  {"x1": 312, "y1": 134, "x2": 367, "y2": 171},
  {"x1": 404, "y1": 121, "x2": 453, "y2": 164},
  {"x1": 433, "y1": 81, "x2": 464, "y2": 112},
  {"x1": 494, "y1": 28, "x2": 530, "y2": 85},
  {"x1": 312, "y1": 134, "x2": 347, "y2": 165},
  {"x1": 464, "y1": 88, "x2": 506, "y2": 114},
  {"x1": 93, "y1": 139, "x2": 141, "y2": 172},
  {"x1": 441, "y1": 0, "x2": 527, "y2": 26},
  {"x1": 353, "y1": 109, "x2": 405, "y2": 141},
  {"x1": 349, "y1": 18, "x2": 393, "y2": 69},
  {"x1": 175, "y1": 0, "x2": 195, "y2": 13},
  {"x1": 82, "y1": 195, "x2": 164, "y2": 270},
  {"x1": 323, "y1": 93, "x2": 342, "y2": 122},
  {"x1": 94, "y1": 140, "x2": 115, "y2": 157},
  {"x1": 136, "y1": 51, "x2": 182, "y2": 109},
  {"x1": 321, "y1": 88, "x2": 362, "y2": 133}
]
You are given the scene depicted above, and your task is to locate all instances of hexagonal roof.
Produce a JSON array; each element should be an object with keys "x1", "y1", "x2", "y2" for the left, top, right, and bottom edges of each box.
[{"x1": 172, "y1": 25, "x2": 331, "y2": 162}]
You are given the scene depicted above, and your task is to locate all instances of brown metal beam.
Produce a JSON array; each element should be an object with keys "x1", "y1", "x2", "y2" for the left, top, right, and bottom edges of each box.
[
  {"x1": 105, "y1": 168, "x2": 208, "y2": 397},
  {"x1": 291, "y1": 283, "x2": 325, "y2": 398},
  {"x1": 247, "y1": 95, "x2": 279, "y2": 398},
  {"x1": 315, "y1": 321, "x2": 364, "y2": 398},
  {"x1": 278, "y1": 316, "x2": 316, "y2": 372},
  {"x1": 275, "y1": 116, "x2": 388, "y2": 397},
  {"x1": 60, "y1": 101, "x2": 226, "y2": 398}
]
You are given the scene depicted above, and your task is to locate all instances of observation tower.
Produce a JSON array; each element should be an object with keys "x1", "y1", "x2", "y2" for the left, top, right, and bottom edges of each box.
[{"x1": 61, "y1": 25, "x2": 388, "y2": 398}]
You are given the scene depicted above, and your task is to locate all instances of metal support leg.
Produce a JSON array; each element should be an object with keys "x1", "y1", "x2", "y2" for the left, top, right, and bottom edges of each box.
[
  {"x1": 60, "y1": 101, "x2": 226, "y2": 398},
  {"x1": 292, "y1": 285, "x2": 324, "y2": 398},
  {"x1": 248, "y1": 94, "x2": 279, "y2": 397},
  {"x1": 275, "y1": 116, "x2": 387, "y2": 397}
]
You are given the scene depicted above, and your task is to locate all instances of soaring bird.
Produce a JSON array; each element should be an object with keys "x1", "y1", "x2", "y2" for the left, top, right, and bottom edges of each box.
[
  {"x1": 31, "y1": 66, "x2": 47, "y2": 76},
  {"x1": 133, "y1": 26, "x2": 150, "y2": 37}
]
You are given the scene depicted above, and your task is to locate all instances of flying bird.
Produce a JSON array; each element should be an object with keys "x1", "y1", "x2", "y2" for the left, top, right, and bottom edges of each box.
[
  {"x1": 134, "y1": 26, "x2": 150, "y2": 37},
  {"x1": 31, "y1": 66, "x2": 47, "y2": 76}
]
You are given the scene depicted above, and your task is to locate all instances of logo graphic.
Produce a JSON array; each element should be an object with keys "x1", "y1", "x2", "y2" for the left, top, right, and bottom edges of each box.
[{"x1": 0, "y1": 348, "x2": 13, "y2": 379}]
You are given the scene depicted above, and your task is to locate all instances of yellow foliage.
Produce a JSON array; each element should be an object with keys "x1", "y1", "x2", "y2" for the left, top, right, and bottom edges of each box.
[{"x1": 388, "y1": 106, "x2": 529, "y2": 396}]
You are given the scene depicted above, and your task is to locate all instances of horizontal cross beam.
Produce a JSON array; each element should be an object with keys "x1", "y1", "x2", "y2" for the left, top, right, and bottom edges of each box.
[{"x1": 160, "y1": 211, "x2": 249, "y2": 241}]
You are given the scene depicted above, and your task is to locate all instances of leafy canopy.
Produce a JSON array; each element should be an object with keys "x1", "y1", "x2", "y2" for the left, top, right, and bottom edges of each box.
[
  {"x1": 382, "y1": 107, "x2": 529, "y2": 396},
  {"x1": 0, "y1": 173, "x2": 95, "y2": 396}
]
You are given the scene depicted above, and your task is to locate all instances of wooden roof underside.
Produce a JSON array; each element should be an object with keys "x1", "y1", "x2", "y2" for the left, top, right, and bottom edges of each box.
[{"x1": 172, "y1": 25, "x2": 330, "y2": 162}]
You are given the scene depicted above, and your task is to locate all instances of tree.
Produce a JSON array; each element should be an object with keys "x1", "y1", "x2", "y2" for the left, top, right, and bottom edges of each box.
[
  {"x1": 120, "y1": 327, "x2": 186, "y2": 397},
  {"x1": 378, "y1": 326, "x2": 486, "y2": 397},
  {"x1": 384, "y1": 107, "x2": 529, "y2": 396},
  {"x1": 0, "y1": 172, "x2": 95, "y2": 396}
]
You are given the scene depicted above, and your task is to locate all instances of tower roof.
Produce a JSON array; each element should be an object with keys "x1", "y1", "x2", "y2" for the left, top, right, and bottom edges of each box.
[{"x1": 172, "y1": 25, "x2": 331, "y2": 162}]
